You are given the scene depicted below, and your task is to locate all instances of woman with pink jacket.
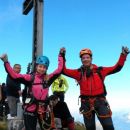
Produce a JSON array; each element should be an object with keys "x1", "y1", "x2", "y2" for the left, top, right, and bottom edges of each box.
[{"x1": 0, "y1": 48, "x2": 64, "y2": 130}]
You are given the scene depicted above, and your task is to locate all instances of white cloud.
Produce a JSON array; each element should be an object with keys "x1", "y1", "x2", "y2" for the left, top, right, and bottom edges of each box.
[
  {"x1": 127, "y1": 113, "x2": 130, "y2": 123},
  {"x1": 107, "y1": 91, "x2": 130, "y2": 111},
  {"x1": 128, "y1": 114, "x2": 130, "y2": 120}
]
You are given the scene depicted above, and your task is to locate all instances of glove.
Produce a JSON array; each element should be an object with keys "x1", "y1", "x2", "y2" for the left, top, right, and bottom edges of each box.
[
  {"x1": 59, "y1": 47, "x2": 66, "y2": 55},
  {"x1": 59, "y1": 47, "x2": 66, "y2": 60},
  {"x1": 122, "y1": 46, "x2": 130, "y2": 55},
  {"x1": 0, "y1": 54, "x2": 8, "y2": 62}
]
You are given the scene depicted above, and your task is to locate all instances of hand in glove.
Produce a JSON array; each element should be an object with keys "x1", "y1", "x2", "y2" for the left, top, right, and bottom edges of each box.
[
  {"x1": 122, "y1": 46, "x2": 130, "y2": 55},
  {"x1": 60, "y1": 47, "x2": 66, "y2": 55},
  {"x1": 0, "y1": 54, "x2": 8, "y2": 62},
  {"x1": 59, "y1": 47, "x2": 66, "y2": 60}
]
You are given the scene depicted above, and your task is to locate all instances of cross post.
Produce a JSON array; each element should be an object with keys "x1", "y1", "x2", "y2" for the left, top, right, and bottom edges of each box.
[{"x1": 23, "y1": 0, "x2": 43, "y2": 72}]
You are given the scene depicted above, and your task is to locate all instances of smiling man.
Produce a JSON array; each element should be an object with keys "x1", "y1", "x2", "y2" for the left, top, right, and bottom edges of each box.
[{"x1": 62, "y1": 46, "x2": 129, "y2": 130}]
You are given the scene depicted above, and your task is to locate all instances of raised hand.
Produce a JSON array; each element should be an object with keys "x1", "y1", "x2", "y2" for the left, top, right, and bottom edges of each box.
[
  {"x1": 122, "y1": 46, "x2": 130, "y2": 55},
  {"x1": 60, "y1": 47, "x2": 66, "y2": 54},
  {"x1": 0, "y1": 54, "x2": 8, "y2": 62}
]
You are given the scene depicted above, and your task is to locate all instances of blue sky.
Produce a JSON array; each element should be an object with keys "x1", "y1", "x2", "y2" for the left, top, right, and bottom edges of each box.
[{"x1": 0, "y1": 0, "x2": 130, "y2": 128}]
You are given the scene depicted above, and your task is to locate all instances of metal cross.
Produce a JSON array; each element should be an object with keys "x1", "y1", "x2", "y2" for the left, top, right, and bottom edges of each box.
[{"x1": 23, "y1": 0, "x2": 43, "y2": 72}]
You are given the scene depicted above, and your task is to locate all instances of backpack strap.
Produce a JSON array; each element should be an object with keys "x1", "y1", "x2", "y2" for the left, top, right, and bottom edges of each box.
[
  {"x1": 77, "y1": 66, "x2": 84, "y2": 85},
  {"x1": 96, "y1": 67, "x2": 107, "y2": 96},
  {"x1": 23, "y1": 73, "x2": 51, "y2": 105},
  {"x1": 22, "y1": 73, "x2": 35, "y2": 105}
]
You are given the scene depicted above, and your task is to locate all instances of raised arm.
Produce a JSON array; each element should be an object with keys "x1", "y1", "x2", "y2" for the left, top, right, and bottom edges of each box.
[
  {"x1": 48, "y1": 48, "x2": 64, "y2": 85},
  {"x1": 0, "y1": 54, "x2": 31, "y2": 82},
  {"x1": 101, "y1": 46, "x2": 129, "y2": 77}
]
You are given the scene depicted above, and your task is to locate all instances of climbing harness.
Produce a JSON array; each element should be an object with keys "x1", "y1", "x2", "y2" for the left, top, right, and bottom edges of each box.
[{"x1": 79, "y1": 96, "x2": 112, "y2": 119}]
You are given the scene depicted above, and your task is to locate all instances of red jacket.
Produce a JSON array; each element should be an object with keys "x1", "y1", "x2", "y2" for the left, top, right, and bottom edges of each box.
[{"x1": 63, "y1": 54, "x2": 127, "y2": 96}]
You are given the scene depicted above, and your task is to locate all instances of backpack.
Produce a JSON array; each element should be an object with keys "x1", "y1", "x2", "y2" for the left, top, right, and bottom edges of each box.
[{"x1": 78, "y1": 66, "x2": 107, "y2": 96}]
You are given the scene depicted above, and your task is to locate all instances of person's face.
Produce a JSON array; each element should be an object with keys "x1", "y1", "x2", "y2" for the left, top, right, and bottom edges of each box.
[
  {"x1": 81, "y1": 54, "x2": 92, "y2": 67},
  {"x1": 36, "y1": 64, "x2": 47, "y2": 74},
  {"x1": 13, "y1": 65, "x2": 21, "y2": 73},
  {"x1": 52, "y1": 99, "x2": 58, "y2": 107}
]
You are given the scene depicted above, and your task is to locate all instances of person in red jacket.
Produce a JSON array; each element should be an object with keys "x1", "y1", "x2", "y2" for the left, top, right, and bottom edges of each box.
[{"x1": 62, "y1": 46, "x2": 129, "y2": 130}]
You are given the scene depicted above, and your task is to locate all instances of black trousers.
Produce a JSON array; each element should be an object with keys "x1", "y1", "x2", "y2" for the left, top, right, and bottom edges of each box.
[
  {"x1": 80, "y1": 97, "x2": 114, "y2": 130},
  {"x1": 53, "y1": 101, "x2": 72, "y2": 120},
  {"x1": 53, "y1": 101, "x2": 74, "y2": 129},
  {"x1": 24, "y1": 112, "x2": 37, "y2": 130},
  {"x1": 83, "y1": 111, "x2": 114, "y2": 130},
  {"x1": 23, "y1": 110, "x2": 51, "y2": 130}
]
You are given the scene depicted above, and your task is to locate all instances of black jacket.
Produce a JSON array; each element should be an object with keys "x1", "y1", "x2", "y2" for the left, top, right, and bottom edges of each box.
[{"x1": 6, "y1": 75, "x2": 21, "y2": 98}]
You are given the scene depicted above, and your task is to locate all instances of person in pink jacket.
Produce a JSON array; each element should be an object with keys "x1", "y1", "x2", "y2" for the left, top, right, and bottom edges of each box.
[{"x1": 0, "y1": 48, "x2": 64, "y2": 130}]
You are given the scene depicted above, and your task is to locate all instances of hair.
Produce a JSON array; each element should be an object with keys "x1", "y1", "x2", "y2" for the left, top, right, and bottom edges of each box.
[
  {"x1": 49, "y1": 95, "x2": 58, "y2": 101},
  {"x1": 81, "y1": 53, "x2": 92, "y2": 59},
  {"x1": 13, "y1": 64, "x2": 21, "y2": 67},
  {"x1": 2, "y1": 83, "x2": 5, "y2": 86}
]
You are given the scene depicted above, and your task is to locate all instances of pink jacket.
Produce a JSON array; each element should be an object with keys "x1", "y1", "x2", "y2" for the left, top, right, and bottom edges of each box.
[{"x1": 4, "y1": 55, "x2": 63, "y2": 112}]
